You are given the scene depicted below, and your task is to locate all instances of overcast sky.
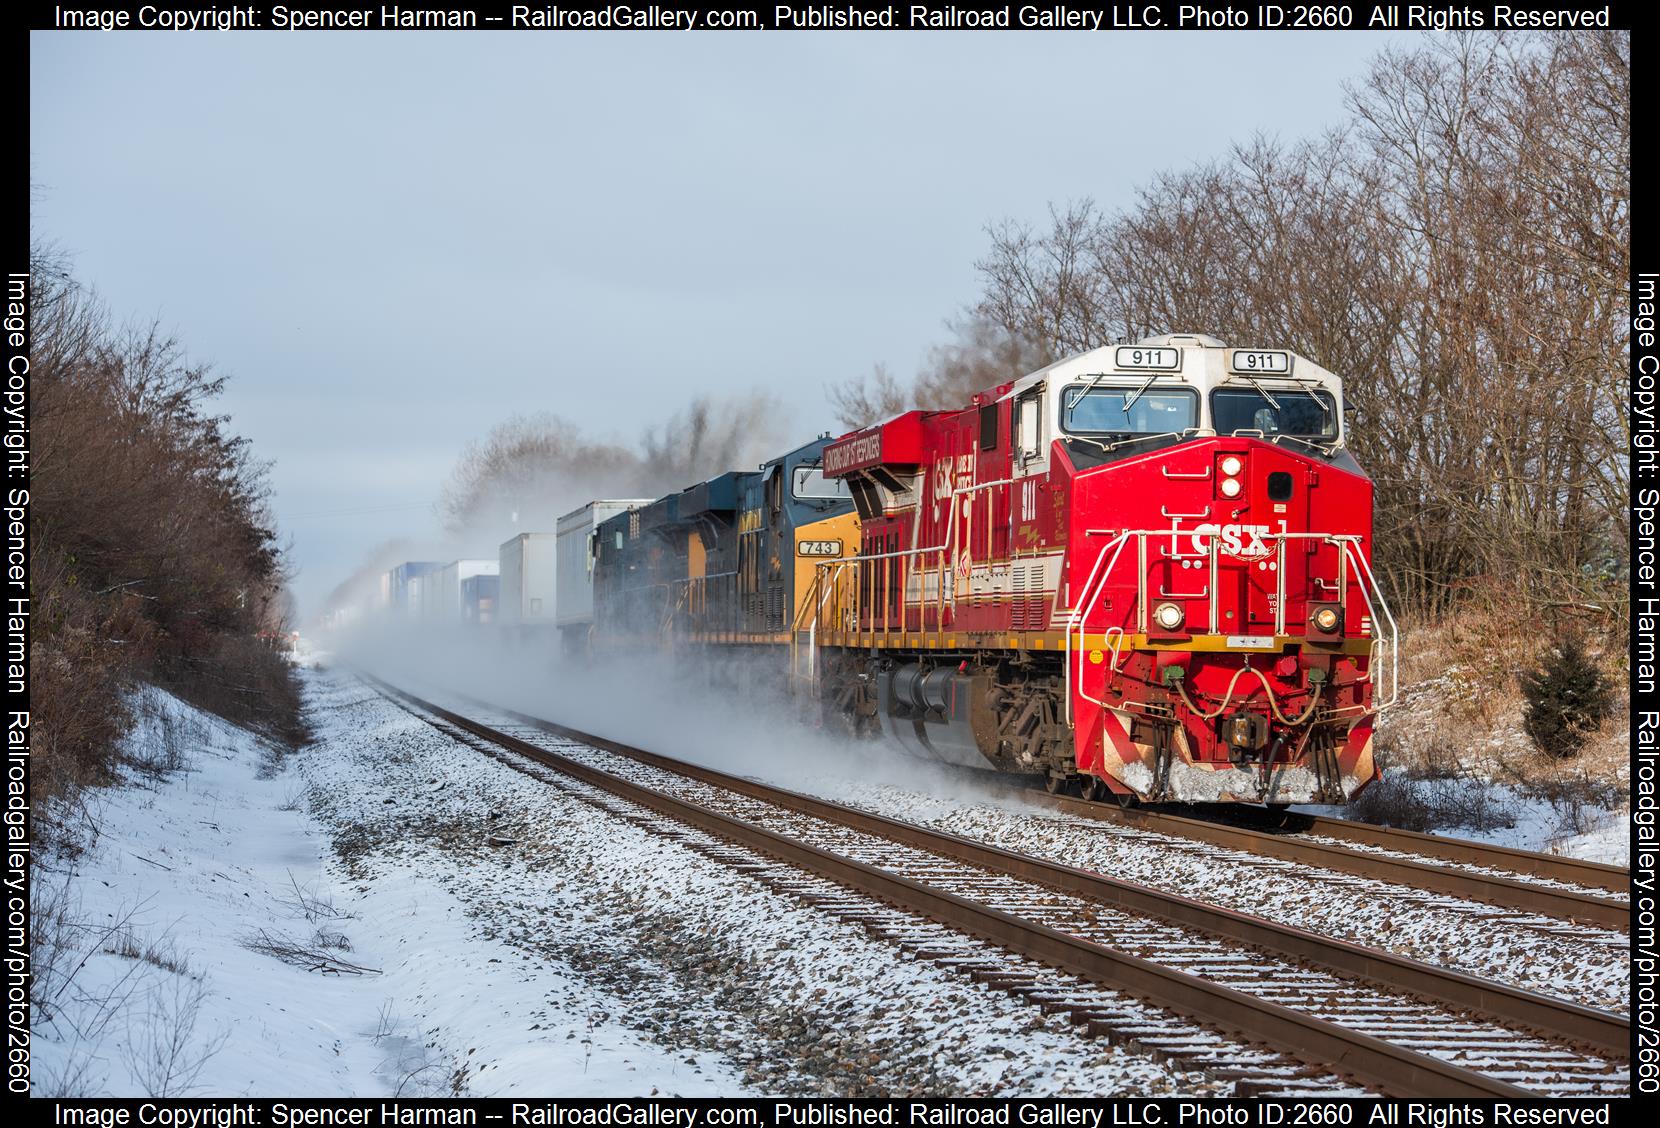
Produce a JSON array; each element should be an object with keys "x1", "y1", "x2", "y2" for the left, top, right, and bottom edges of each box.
[{"x1": 30, "y1": 29, "x2": 1407, "y2": 618}]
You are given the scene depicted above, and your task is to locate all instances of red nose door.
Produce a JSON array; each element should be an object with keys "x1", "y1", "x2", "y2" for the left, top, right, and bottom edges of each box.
[{"x1": 1237, "y1": 455, "x2": 1309, "y2": 636}]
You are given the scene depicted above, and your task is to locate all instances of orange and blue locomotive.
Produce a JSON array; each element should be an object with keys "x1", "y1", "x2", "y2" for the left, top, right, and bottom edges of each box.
[{"x1": 590, "y1": 436, "x2": 859, "y2": 672}]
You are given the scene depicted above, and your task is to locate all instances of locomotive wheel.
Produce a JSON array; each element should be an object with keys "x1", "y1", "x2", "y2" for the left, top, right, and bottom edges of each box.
[
  {"x1": 1077, "y1": 774, "x2": 1104, "y2": 802},
  {"x1": 1111, "y1": 789, "x2": 1139, "y2": 810},
  {"x1": 1043, "y1": 772, "x2": 1067, "y2": 795}
]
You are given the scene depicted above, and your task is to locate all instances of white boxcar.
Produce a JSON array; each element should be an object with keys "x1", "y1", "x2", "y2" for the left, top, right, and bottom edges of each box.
[
  {"x1": 388, "y1": 561, "x2": 441, "y2": 618},
  {"x1": 556, "y1": 499, "x2": 653, "y2": 632},
  {"x1": 498, "y1": 533, "x2": 558, "y2": 625},
  {"x1": 429, "y1": 559, "x2": 499, "y2": 621}
]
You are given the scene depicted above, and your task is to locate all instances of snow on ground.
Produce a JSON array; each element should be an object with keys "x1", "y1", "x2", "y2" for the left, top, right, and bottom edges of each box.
[
  {"x1": 1546, "y1": 821, "x2": 1629, "y2": 867},
  {"x1": 32, "y1": 681, "x2": 734, "y2": 1097},
  {"x1": 299, "y1": 670, "x2": 1218, "y2": 1096},
  {"x1": 368, "y1": 648, "x2": 1627, "y2": 1016},
  {"x1": 1295, "y1": 772, "x2": 1630, "y2": 867},
  {"x1": 32, "y1": 667, "x2": 1220, "y2": 1097}
]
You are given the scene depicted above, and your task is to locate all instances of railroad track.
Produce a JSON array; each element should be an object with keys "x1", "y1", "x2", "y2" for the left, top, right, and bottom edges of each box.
[
  {"x1": 1229, "y1": 806, "x2": 1626, "y2": 892},
  {"x1": 361, "y1": 675, "x2": 1628, "y2": 1099},
  {"x1": 1016, "y1": 789, "x2": 1628, "y2": 932}
]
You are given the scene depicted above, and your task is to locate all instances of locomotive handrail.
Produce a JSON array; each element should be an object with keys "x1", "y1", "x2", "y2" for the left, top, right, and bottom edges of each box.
[
  {"x1": 793, "y1": 566, "x2": 826, "y2": 682},
  {"x1": 806, "y1": 513, "x2": 1397, "y2": 721},
  {"x1": 1063, "y1": 531, "x2": 1133, "y2": 726},
  {"x1": 1274, "y1": 536, "x2": 1288, "y2": 636},
  {"x1": 803, "y1": 471, "x2": 1023, "y2": 648},
  {"x1": 1340, "y1": 539, "x2": 1399, "y2": 709},
  {"x1": 1066, "y1": 528, "x2": 1399, "y2": 727},
  {"x1": 666, "y1": 569, "x2": 741, "y2": 637}
]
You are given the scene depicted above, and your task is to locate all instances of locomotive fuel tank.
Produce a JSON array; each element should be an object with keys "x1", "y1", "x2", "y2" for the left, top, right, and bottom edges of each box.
[{"x1": 875, "y1": 663, "x2": 993, "y2": 770}]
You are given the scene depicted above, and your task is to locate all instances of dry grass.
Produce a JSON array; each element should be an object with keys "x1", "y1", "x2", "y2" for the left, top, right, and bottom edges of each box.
[
  {"x1": 1383, "y1": 603, "x2": 1627, "y2": 785},
  {"x1": 241, "y1": 929, "x2": 379, "y2": 976},
  {"x1": 1361, "y1": 605, "x2": 1627, "y2": 837}
]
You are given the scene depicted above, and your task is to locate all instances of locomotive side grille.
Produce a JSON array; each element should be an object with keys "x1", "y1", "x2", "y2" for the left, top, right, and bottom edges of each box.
[
  {"x1": 1011, "y1": 564, "x2": 1043, "y2": 631},
  {"x1": 766, "y1": 584, "x2": 786, "y2": 631}
]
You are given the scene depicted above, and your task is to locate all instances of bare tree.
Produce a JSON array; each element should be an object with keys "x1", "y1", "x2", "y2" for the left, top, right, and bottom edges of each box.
[
  {"x1": 827, "y1": 363, "x2": 909, "y2": 430},
  {"x1": 437, "y1": 392, "x2": 789, "y2": 545},
  {"x1": 849, "y1": 31, "x2": 1628, "y2": 629}
]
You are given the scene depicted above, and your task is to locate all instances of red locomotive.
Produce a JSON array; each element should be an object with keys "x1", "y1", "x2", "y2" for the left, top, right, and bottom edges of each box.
[{"x1": 808, "y1": 334, "x2": 1396, "y2": 805}]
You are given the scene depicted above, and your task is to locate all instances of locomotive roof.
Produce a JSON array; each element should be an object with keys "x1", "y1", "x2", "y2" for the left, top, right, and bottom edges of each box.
[
  {"x1": 1001, "y1": 333, "x2": 1340, "y2": 398},
  {"x1": 758, "y1": 432, "x2": 840, "y2": 470}
]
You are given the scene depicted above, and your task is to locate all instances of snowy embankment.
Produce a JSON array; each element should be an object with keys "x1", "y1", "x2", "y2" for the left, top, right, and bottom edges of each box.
[
  {"x1": 1295, "y1": 773, "x2": 1630, "y2": 866},
  {"x1": 32, "y1": 667, "x2": 1212, "y2": 1097},
  {"x1": 32, "y1": 678, "x2": 738, "y2": 1096}
]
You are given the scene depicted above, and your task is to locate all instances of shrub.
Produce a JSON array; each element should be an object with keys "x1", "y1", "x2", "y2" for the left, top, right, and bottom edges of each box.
[
  {"x1": 1519, "y1": 634, "x2": 1612, "y2": 759},
  {"x1": 29, "y1": 245, "x2": 306, "y2": 830}
]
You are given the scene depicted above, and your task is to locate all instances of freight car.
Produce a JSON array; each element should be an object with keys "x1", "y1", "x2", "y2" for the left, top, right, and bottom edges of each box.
[
  {"x1": 498, "y1": 532, "x2": 559, "y2": 633},
  {"x1": 427, "y1": 559, "x2": 498, "y2": 622},
  {"x1": 805, "y1": 334, "x2": 1395, "y2": 805},
  {"x1": 461, "y1": 573, "x2": 499, "y2": 624}
]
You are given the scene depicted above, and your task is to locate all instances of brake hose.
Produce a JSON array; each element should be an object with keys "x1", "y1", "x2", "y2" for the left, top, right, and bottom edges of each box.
[{"x1": 1166, "y1": 664, "x2": 1325, "y2": 726}]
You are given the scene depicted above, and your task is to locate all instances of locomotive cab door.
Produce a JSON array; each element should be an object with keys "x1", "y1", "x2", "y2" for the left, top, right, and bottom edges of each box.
[{"x1": 1012, "y1": 385, "x2": 1047, "y2": 476}]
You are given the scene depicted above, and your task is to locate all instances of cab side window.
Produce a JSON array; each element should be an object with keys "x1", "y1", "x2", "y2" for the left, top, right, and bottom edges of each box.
[
  {"x1": 1015, "y1": 393, "x2": 1042, "y2": 462},
  {"x1": 979, "y1": 404, "x2": 998, "y2": 452}
]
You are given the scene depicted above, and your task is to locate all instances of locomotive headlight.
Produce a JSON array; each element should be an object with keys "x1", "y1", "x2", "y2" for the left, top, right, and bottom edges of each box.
[
  {"x1": 1153, "y1": 601, "x2": 1185, "y2": 631},
  {"x1": 1220, "y1": 456, "x2": 1243, "y2": 476},
  {"x1": 1220, "y1": 477, "x2": 1243, "y2": 498},
  {"x1": 1311, "y1": 607, "x2": 1341, "y2": 632}
]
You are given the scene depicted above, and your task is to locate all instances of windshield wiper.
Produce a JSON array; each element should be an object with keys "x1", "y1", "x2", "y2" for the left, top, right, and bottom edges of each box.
[
  {"x1": 1064, "y1": 372, "x2": 1112, "y2": 415},
  {"x1": 1291, "y1": 378, "x2": 1335, "y2": 422},
  {"x1": 1120, "y1": 372, "x2": 1160, "y2": 413},
  {"x1": 1238, "y1": 372, "x2": 1283, "y2": 411}
]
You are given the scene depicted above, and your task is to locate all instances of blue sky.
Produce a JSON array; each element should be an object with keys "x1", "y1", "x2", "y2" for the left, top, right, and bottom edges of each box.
[{"x1": 30, "y1": 30, "x2": 1405, "y2": 616}]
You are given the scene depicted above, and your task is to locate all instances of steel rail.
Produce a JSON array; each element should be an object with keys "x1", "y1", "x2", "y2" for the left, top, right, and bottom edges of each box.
[
  {"x1": 1021, "y1": 791, "x2": 1629, "y2": 930},
  {"x1": 374, "y1": 682, "x2": 1534, "y2": 1098},
  {"x1": 1054, "y1": 791, "x2": 1629, "y2": 891},
  {"x1": 1290, "y1": 811, "x2": 1625, "y2": 892},
  {"x1": 366, "y1": 677, "x2": 1624, "y2": 1087},
  {"x1": 463, "y1": 693, "x2": 1628, "y2": 1062}
]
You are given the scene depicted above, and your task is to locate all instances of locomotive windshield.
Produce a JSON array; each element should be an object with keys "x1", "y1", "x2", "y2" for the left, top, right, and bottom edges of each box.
[
  {"x1": 792, "y1": 466, "x2": 852, "y2": 501},
  {"x1": 1062, "y1": 386, "x2": 1198, "y2": 435},
  {"x1": 1210, "y1": 387, "x2": 1337, "y2": 440}
]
